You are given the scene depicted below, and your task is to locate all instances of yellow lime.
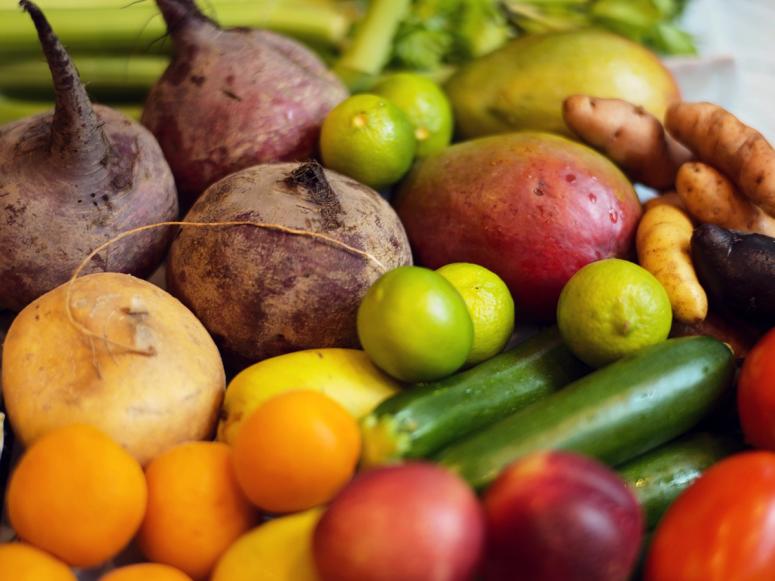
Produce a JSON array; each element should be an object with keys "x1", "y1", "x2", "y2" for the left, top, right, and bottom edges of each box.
[
  {"x1": 371, "y1": 73, "x2": 454, "y2": 157},
  {"x1": 320, "y1": 94, "x2": 417, "y2": 189},
  {"x1": 436, "y1": 262, "x2": 515, "y2": 366},
  {"x1": 556, "y1": 258, "x2": 672, "y2": 368}
]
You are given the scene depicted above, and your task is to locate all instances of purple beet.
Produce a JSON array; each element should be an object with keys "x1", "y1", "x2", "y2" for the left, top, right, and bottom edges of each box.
[
  {"x1": 483, "y1": 451, "x2": 644, "y2": 581},
  {"x1": 141, "y1": 0, "x2": 349, "y2": 204},
  {"x1": 0, "y1": 1, "x2": 178, "y2": 312}
]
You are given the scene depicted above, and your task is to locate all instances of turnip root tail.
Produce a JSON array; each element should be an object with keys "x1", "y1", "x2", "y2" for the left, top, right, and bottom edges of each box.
[
  {"x1": 156, "y1": 0, "x2": 217, "y2": 40},
  {"x1": 20, "y1": 0, "x2": 109, "y2": 168}
]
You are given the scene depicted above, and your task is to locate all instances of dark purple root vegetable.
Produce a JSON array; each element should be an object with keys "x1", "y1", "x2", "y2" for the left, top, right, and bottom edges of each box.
[
  {"x1": 166, "y1": 161, "x2": 412, "y2": 366},
  {"x1": 142, "y1": 0, "x2": 349, "y2": 205},
  {"x1": 0, "y1": 1, "x2": 178, "y2": 312}
]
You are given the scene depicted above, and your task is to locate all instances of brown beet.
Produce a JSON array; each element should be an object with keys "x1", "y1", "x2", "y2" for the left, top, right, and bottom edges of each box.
[
  {"x1": 0, "y1": 1, "x2": 178, "y2": 312},
  {"x1": 142, "y1": 0, "x2": 348, "y2": 205},
  {"x1": 166, "y1": 161, "x2": 412, "y2": 366}
]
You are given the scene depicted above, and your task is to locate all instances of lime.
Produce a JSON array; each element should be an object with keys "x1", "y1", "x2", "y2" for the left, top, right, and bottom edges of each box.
[
  {"x1": 436, "y1": 262, "x2": 515, "y2": 366},
  {"x1": 371, "y1": 73, "x2": 454, "y2": 157},
  {"x1": 357, "y1": 266, "x2": 473, "y2": 382},
  {"x1": 320, "y1": 94, "x2": 417, "y2": 189},
  {"x1": 556, "y1": 258, "x2": 672, "y2": 368}
]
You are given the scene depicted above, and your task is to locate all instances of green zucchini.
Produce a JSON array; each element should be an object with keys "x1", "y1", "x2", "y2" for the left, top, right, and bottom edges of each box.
[
  {"x1": 617, "y1": 432, "x2": 743, "y2": 529},
  {"x1": 434, "y1": 336, "x2": 735, "y2": 489},
  {"x1": 360, "y1": 327, "x2": 589, "y2": 466}
]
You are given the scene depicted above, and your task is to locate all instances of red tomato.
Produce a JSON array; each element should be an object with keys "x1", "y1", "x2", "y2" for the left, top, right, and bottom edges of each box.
[
  {"x1": 645, "y1": 451, "x2": 775, "y2": 581},
  {"x1": 738, "y1": 327, "x2": 775, "y2": 448}
]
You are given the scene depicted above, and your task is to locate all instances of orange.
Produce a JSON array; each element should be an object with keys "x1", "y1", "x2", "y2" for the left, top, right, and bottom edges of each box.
[
  {"x1": 0, "y1": 542, "x2": 76, "y2": 581},
  {"x1": 6, "y1": 424, "x2": 147, "y2": 568},
  {"x1": 99, "y1": 563, "x2": 193, "y2": 581},
  {"x1": 138, "y1": 441, "x2": 256, "y2": 580},
  {"x1": 232, "y1": 390, "x2": 361, "y2": 513}
]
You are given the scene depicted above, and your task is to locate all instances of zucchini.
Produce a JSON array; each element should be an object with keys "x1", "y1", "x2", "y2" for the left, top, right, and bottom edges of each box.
[
  {"x1": 360, "y1": 327, "x2": 589, "y2": 465},
  {"x1": 434, "y1": 336, "x2": 735, "y2": 489},
  {"x1": 617, "y1": 432, "x2": 743, "y2": 529}
]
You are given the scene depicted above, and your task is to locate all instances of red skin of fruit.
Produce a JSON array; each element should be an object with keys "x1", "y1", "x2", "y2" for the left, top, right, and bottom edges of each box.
[
  {"x1": 394, "y1": 132, "x2": 642, "y2": 321},
  {"x1": 483, "y1": 451, "x2": 643, "y2": 581},
  {"x1": 646, "y1": 451, "x2": 775, "y2": 581},
  {"x1": 313, "y1": 462, "x2": 485, "y2": 581},
  {"x1": 738, "y1": 328, "x2": 775, "y2": 448}
]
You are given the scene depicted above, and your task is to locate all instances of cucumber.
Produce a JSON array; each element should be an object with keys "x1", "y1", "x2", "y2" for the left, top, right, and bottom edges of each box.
[
  {"x1": 617, "y1": 432, "x2": 743, "y2": 529},
  {"x1": 361, "y1": 327, "x2": 589, "y2": 466},
  {"x1": 434, "y1": 336, "x2": 735, "y2": 489}
]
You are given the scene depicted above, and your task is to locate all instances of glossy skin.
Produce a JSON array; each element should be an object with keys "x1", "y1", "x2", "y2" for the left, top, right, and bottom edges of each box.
[
  {"x1": 313, "y1": 463, "x2": 485, "y2": 581},
  {"x1": 483, "y1": 451, "x2": 643, "y2": 581},
  {"x1": 646, "y1": 452, "x2": 775, "y2": 581},
  {"x1": 394, "y1": 132, "x2": 641, "y2": 321},
  {"x1": 738, "y1": 328, "x2": 775, "y2": 448},
  {"x1": 357, "y1": 266, "x2": 474, "y2": 382}
]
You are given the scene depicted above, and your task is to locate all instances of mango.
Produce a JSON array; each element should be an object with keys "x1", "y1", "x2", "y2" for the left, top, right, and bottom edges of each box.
[
  {"x1": 394, "y1": 132, "x2": 642, "y2": 322},
  {"x1": 445, "y1": 29, "x2": 680, "y2": 139}
]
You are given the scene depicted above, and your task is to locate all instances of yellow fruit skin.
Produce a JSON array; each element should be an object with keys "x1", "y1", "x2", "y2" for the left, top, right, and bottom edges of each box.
[
  {"x1": 446, "y1": 29, "x2": 680, "y2": 139},
  {"x1": 211, "y1": 509, "x2": 323, "y2": 581},
  {"x1": 217, "y1": 348, "x2": 401, "y2": 444}
]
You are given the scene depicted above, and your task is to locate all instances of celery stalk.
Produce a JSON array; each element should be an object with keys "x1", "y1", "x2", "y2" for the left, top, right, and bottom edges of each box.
[
  {"x1": 0, "y1": 94, "x2": 141, "y2": 125},
  {"x1": 0, "y1": 56, "x2": 168, "y2": 99},
  {"x1": 0, "y1": 1, "x2": 351, "y2": 59}
]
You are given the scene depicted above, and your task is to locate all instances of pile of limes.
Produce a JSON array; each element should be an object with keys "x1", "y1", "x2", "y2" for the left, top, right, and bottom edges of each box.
[{"x1": 319, "y1": 73, "x2": 454, "y2": 190}]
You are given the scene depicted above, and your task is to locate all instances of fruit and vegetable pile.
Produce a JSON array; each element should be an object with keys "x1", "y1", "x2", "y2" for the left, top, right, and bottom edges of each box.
[{"x1": 1, "y1": 1, "x2": 775, "y2": 580}]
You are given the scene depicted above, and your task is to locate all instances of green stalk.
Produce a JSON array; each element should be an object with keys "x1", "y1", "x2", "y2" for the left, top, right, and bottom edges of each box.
[
  {"x1": 0, "y1": 1, "x2": 351, "y2": 59},
  {"x1": 0, "y1": 94, "x2": 141, "y2": 126},
  {"x1": 334, "y1": 0, "x2": 411, "y2": 90},
  {"x1": 0, "y1": 55, "x2": 168, "y2": 100}
]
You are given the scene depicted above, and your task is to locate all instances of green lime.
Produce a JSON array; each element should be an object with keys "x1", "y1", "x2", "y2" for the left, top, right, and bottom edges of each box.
[
  {"x1": 436, "y1": 262, "x2": 515, "y2": 366},
  {"x1": 357, "y1": 266, "x2": 473, "y2": 382},
  {"x1": 320, "y1": 93, "x2": 417, "y2": 189},
  {"x1": 371, "y1": 73, "x2": 454, "y2": 157},
  {"x1": 556, "y1": 258, "x2": 672, "y2": 368}
]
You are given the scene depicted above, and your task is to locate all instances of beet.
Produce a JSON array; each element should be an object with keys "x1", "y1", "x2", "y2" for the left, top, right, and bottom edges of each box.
[
  {"x1": 0, "y1": 2, "x2": 178, "y2": 312},
  {"x1": 166, "y1": 161, "x2": 412, "y2": 366},
  {"x1": 142, "y1": 0, "x2": 348, "y2": 205}
]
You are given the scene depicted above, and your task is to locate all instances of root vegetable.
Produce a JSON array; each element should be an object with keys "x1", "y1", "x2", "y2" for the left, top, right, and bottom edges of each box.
[
  {"x1": 666, "y1": 102, "x2": 775, "y2": 215},
  {"x1": 0, "y1": 1, "x2": 178, "y2": 312},
  {"x1": 643, "y1": 191, "x2": 685, "y2": 212},
  {"x1": 675, "y1": 161, "x2": 775, "y2": 237},
  {"x1": 142, "y1": 0, "x2": 348, "y2": 204},
  {"x1": 166, "y1": 161, "x2": 412, "y2": 366},
  {"x1": 636, "y1": 203, "x2": 708, "y2": 324},
  {"x1": 1, "y1": 273, "x2": 225, "y2": 465},
  {"x1": 563, "y1": 95, "x2": 691, "y2": 190},
  {"x1": 691, "y1": 224, "x2": 775, "y2": 328}
]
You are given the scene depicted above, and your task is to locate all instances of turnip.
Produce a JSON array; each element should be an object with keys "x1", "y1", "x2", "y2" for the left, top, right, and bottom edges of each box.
[
  {"x1": 0, "y1": 1, "x2": 178, "y2": 312},
  {"x1": 166, "y1": 161, "x2": 412, "y2": 365},
  {"x1": 2, "y1": 272, "x2": 226, "y2": 466},
  {"x1": 142, "y1": 0, "x2": 349, "y2": 204}
]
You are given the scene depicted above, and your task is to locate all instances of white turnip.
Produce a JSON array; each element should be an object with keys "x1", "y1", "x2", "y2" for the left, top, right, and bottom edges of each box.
[
  {"x1": 142, "y1": 0, "x2": 348, "y2": 204},
  {"x1": 0, "y1": 1, "x2": 178, "y2": 312}
]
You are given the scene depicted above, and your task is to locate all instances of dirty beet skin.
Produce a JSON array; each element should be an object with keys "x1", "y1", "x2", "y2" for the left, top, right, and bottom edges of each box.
[
  {"x1": 142, "y1": 0, "x2": 348, "y2": 205},
  {"x1": 166, "y1": 162, "x2": 412, "y2": 366},
  {"x1": 0, "y1": 1, "x2": 178, "y2": 311}
]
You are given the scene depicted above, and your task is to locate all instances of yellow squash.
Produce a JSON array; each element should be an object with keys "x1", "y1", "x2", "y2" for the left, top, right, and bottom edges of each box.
[{"x1": 217, "y1": 348, "x2": 401, "y2": 444}]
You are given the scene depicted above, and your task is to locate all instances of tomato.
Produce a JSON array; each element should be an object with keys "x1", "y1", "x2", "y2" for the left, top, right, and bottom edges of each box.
[
  {"x1": 645, "y1": 451, "x2": 775, "y2": 581},
  {"x1": 356, "y1": 266, "x2": 473, "y2": 382},
  {"x1": 738, "y1": 327, "x2": 775, "y2": 449}
]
